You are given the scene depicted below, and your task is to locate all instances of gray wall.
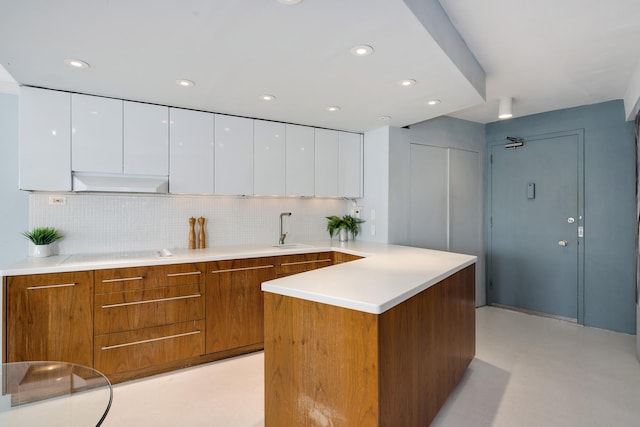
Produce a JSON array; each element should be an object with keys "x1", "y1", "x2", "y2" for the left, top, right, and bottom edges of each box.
[
  {"x1": 0, "y1": 93, "x2": 28, "y2": 268},
  {"x1": 487, "y1": 100, "x2": 636, "y2": 334}
]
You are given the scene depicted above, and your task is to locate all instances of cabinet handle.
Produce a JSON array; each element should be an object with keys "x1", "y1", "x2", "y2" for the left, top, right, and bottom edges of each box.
[
  {"x1": 280, "y1": 259, "x2": 332, "y2": 267},
  {"x1": 101, "y1": 330, "x2": 201, "y2": 350},
  {"x1": 166, "y1": 271, "x2": 202, "y2": 277},
  {"x1": 101, "y1": 293, "x2": 202, "y2": 308},
  {"x1": 101, "y1": 276, "x2": 144, "y2": 283},
  {"x1": 211, "y1": 265, "x2": 274, "y2": 274},
  {"x1": 27, "y1": 282, "x2": 76, "y2": 290}
]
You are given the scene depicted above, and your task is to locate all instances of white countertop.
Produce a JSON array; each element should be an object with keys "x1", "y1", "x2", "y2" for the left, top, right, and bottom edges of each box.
[
  {"x1": 261, "y1": 242, "x2": 476, "y2": 314},
  {"x1": 0, "y1": 241, "x2": 476, "y2": 315}
]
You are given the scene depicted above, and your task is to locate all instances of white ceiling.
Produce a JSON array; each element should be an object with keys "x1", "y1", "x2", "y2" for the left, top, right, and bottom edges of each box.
[
  {"x1": 440, "y1": 0, "x2": 640, "y2": 123},
  {"x1": 1, "y1": 0, "x2": 639, "y2": 130}
]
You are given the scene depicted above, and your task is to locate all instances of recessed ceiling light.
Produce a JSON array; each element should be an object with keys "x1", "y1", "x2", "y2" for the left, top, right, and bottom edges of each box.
[
  {"x1": 350, "y1": 45, "x2": 374, "y2": 57},
  {"x1": 378, "y1": 116, "x2": 392, "y2": 121},
  {"x1": 64, "y1": 58, "x2": 89, "y2": 69},
  {"x1": 260, "y1": 94, "x2": 276, "y2": 101},
  {"x1": 176, "y1": 79, "x2": 195, "y2": 87},
  {"x1": 325, "y1": 106, "x2": 341, "y2": 112},
  {"x1": 277, "y1": 0, "x2": 302, "y2": 4},
  {"x1": 398, "y1": 79, "x2": 416, "y2": 87},
  {"x1": 426, "y1": 99, "x2": 441, "y2": 106}
]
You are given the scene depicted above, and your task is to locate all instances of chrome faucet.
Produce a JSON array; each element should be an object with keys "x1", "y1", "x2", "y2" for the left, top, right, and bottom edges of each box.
[{"x1": 279, "y1": 212, "x2": 292, "y2": 244}]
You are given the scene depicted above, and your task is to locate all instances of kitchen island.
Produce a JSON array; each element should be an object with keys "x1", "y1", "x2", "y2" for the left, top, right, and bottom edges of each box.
[{"x1": 261, "y1": 244, "x2": 476, "y2": 426}]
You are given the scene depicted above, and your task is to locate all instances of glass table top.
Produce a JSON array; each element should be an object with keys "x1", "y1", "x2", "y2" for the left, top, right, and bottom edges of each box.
[{"x1": 1, "y1": 361, "x2": 112, "y2": 426}]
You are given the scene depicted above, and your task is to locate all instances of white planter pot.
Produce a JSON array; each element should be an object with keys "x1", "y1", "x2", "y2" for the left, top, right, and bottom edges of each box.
[
  {"x1": 339, "y1": 229, "x2": 349, "y2": 242},
  {"x1": 30, "y1": 243, "x2": 52, "y2": 258}
]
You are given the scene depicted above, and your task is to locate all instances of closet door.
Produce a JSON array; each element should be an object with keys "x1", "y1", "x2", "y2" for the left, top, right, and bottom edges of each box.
[{"x1": 409, "y1": 144, "x2": 448, "y2": 250}]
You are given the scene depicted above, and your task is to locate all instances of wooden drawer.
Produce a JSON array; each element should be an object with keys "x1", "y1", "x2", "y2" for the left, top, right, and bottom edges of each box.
[
  {"x1": 95, "y1": 262, "x2": 206, "y2": 294},
  {"x1": 276, "y1": 252, "x2": 333, "y2": 277},
  {"x1": 6, "y1": 271, "x2": 94, "y2": 366},
  {"x1": 94, "y1": 282, "x2": 205, "y2": 335},
  {"x1": 94, "y1": 320, "x2": 204, "y2": 375},
  {"x1": 333, "y1": 252, "x2": 364, "y2": 264}
]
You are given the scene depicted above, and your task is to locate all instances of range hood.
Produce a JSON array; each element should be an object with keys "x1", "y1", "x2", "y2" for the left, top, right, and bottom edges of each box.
[{"x1": 72, "y1": 172, "x2": 169, "y2": 194}]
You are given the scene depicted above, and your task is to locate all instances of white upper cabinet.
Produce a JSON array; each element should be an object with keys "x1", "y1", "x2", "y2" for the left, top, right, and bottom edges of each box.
[
  {"x1": 254, "y1": 120, "x2": 286, "y2": 196},
  {"x1": 18, "y1": 87, "x2": 71, "y2": 191},
  {"x1": 285, "y1": 124, "x2": 314, "y2": 197},
  {"x1": 314, "y1": 128, "x2": 339, "y2": 197},
  {"x1": 338, "y1": 131, "x2": 363, "y2": 198},
  {"x1": 215, "y1": 114, "x2": 253, "y2": 195},
  {"x1": 71, "y1": 93, "x2": 123, "y2": 173},
  {"x1": 123, "y1": 101, "x2": 169, "y2": 176},
  {"x1": 19, "y1": 87, "x2": 72, "y2": 191},
  {"x1": 169, "y1": 108, "x2": 214, "y2": 194}
]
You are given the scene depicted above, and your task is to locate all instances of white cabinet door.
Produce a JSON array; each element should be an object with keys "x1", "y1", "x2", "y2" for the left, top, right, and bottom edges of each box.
[
  {"x1": 72, "y1": 94, "x2": 123, "y2": 173},
  {"x1": 214, "y1": 114, "x2": 253, "y2": 195},
  {"x1": 338, "y1": 131, "x2": 363, "y2": 198},
  {"x1": 254, "y1": 120, "x2": 285, "y2": 196},
  {"x1": 19, "y1": 87, "x2": 72, "y2": 191},
  {"x1": 314, "y1": 128, "x2": 339, "y2": 197},
  {"x1": 169, "y1": 108, "x2": 214, "y2": 194},
  {"x1": 123, "y1": 101, "x2": 168, "y2": 175},
  {"x1": 286, "y1": 124, "x2": 314, "y2": 197}
]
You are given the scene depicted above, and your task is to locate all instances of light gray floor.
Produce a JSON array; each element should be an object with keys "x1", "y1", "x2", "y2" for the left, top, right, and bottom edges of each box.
[{"x1": 103, "y1": 307, "x2": 640, "y2": 426}]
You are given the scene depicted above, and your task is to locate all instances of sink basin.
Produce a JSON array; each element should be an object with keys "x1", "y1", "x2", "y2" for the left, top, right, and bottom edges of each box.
[{"x1": 272, "y1": 243, "x2": 311, "y2": 249}]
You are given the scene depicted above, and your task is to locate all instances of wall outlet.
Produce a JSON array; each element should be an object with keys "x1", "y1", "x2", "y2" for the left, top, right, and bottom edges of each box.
[
  {"x1": 48, "y1": 196, "x2": 67, "y2": 205},
  {"x1": 351, "y1": 206, "x2": 363, "y2": 219}
]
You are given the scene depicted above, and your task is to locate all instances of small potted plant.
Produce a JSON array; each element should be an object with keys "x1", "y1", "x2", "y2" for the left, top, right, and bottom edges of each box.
[
  {"x1": 22, "y1": 227, "x2": 63, "y2": 257},
  {"x1": 326, "y1": 215, "x2": 365, "y2": 242}
]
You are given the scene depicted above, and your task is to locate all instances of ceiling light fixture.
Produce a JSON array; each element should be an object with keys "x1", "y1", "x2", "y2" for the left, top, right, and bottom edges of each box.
[
  {"x1": 277, "y1": 0, "x2": 302, "y2": 4},
  {"x1": 426, "y1": 99, "x2": 441, "y2": 106},
  {"x1": 350, "y1": 45, "x2": 374, "y2": 57},
  {"x1": 399, "y1": 79, "x2": 416, "y2": 87},
  {"x1": 325, "y1": 106, "x2": 341, "y2": 112},
  {"x1": 260, "y1": 94, "x2": 276, "y2": 101},
  {"x1": 498, "y1": 97, "x2": 513, "y2": 119},
  {"x1": 176, "y1": 79, "x2": 195, "y2": 87},
  {"x1": 64, "y1": 58, "x2": 89, "y2": 69},
  {"x1": 378, "y1": 116, "x2": 392, "y2": 121}
]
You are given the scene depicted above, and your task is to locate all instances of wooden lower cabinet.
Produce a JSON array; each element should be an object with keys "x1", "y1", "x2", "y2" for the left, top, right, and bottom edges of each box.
[
  {"x1": 264, "y1": 264, "x2": 476, "y2": 426},
  {"x1": 206, "y1": 257, "x2": 276, "y2": 354},
  {"x1": 93, "y1": 263, "x2": 206, "y2": 380},
  {"x1": 94, "y1": 320, "x2": 204, "y2": 376},
  {"x1": 3, "y1": 250, "x2": 364, "y2": 382},
  {"x1": 276, "y1": 252, "x2": 333, "y2": 277},
  {"x1": 333, "y1": 251, "x2": 363, "y2": 264},
  {"x1": 5, "y1": 271, "x2": 94, "y2": 366}
]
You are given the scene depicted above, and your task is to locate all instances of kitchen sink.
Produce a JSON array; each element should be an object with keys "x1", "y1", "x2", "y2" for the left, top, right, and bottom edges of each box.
[{"x1": 272, "y1": 243, "x2": 311, "y2": 249}]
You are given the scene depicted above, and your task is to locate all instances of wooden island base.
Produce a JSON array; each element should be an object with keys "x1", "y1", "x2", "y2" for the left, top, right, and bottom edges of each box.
[{"x1": 264, "y1": 265, "x2": 475, "y2": 426}]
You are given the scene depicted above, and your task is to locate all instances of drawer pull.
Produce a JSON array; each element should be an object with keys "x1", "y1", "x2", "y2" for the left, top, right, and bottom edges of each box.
[
  {"x1": 27, "y1": 282, "x2": 76, "y2": 290},
  {"x1": 280, "y1": 259, "x2": 332, "y2": 267},
  {"x1": 101, "y1": 293, "x2": 202, "y2": 308},
  {"x1": 166, "y1": 271, "x2": 202, "y2": 277},
  {"x1": 101, "y1": 276, "x2": 144, "y2": 283},
  {"x1": 101, "y1": 330, "x2": 201, "y2": 350},
  {"x1": 211, "y1": 264, "x2": 274, "y2": 274}
]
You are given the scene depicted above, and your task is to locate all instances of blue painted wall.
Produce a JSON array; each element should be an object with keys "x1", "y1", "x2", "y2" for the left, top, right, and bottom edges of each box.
[{"x1": 486, "y1": 100, "x2": 636, "y2": 334}]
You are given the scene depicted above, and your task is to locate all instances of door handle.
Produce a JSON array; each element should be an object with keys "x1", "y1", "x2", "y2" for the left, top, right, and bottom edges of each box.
[{"x1": 558, "y1": 240, "x2": 568, "y2": 247}]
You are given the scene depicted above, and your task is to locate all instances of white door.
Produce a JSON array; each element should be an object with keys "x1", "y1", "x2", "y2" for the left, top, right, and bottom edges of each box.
[
  {"x1": 285, "y1": 124, "x2": 314, "y2": 197},
  {"x1": 338, "y1": 132, "x2": 362, "y2": 198},
  {"x1": 215, "y1": 114, "x2": 253, "y2": 195},
  {"x1": 72, "y1": 94, "x2": 123, "y2": 173},
  {"x1": 169, "y1": 108, "x2": 214, "y2": 194},
  {"x1": 314, "y1": 128, "x2": 339, "y2": 197},
  {"x1": 123, "y1": 101, "x2": 169, "y2": 176},
  {"x1": 254, "y1": 120, "x2": 285, "y2": 196}
]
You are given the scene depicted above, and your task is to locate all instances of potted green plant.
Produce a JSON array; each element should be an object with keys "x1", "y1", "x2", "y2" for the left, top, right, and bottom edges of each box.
[
  {"x1": 22, "y1": 227, "x2": 63, "y2": 257},
  {"x1": 326, "y1": 215, "x2": 365, "y2": 242}
]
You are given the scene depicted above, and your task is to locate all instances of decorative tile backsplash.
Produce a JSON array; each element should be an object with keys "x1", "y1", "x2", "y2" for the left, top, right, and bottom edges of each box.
[{"x1": 29, "y1": 193, "x2": 349, "y2": 255}]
